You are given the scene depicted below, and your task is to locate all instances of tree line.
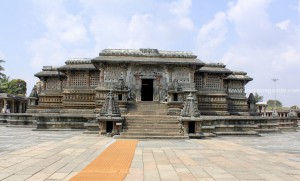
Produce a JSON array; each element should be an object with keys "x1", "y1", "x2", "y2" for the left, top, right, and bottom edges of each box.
[{"x1": 0, "y1": 60, "x2": 27, "y2": 95}]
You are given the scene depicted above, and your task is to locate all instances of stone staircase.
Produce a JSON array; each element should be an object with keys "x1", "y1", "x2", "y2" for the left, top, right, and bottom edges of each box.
[{"x1": 120, "y1": 102, "x2": 187, "y2": 139}]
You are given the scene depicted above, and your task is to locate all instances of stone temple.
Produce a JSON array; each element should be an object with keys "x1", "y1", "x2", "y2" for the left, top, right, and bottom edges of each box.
[{"x1": 9, "y1": 48, "x2": 298, "y2": 139}]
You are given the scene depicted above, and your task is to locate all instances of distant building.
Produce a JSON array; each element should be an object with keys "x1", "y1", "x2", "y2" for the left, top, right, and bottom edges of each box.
[{"x1": 0, "y1": 93, "x2": 27, "y2": 113}]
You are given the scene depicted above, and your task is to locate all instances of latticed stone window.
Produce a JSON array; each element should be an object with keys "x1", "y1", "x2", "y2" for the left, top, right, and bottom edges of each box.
[
  {"x1": 173, "y1": 67, "x2": 190, "y2": 83},
  {"x1": 90, "y1": 71, "x2": 99, "y2": 86},
  {"x1": 194, "y1": 74, "x2": 203, "y2": 90},
  {"x1": 228, "y1": 81, "x2": 243, "y2": 93},
  {"x1": 46, "y1": 78, "x2": 60, "y2": 90},
  {"x1": 70, "y1": 71, "x2": 86, "y2": 86},
  {"x1": 230, "y1": 81, "x2": 242, "y2": 88},
  {"x1": 206, "y1": 75, "x2": 221, "y2": 88}
]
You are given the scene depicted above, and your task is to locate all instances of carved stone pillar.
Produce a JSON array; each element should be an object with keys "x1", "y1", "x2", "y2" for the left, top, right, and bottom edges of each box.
[
  {"x1": 19, "y1": 102, "x2": 22, "y2": 113},
  {"x1": 203, "y1": 73, "x2": 207, "y2": 88},
  {"x1": 98, "y1": 63, "x2": 106, "y2": 83},
  {"x1": 167, "y1": 66, "x2": 173, "y2": 83},
  {"x1": 11, "y1": 101, "x2": 15, "y2": 113},
  {"x1": 66, "y1": 71, "x2": 71, "y2": 87},
  {"x1": 134, "y1": 72, "x2": 142, "y2": 102},
  {"x1": 86, "y1": 71, "x2": 90, "y2": 86},
  {"x1": 183, "y1": 122, "x2": 189, "y2": 136},
  {"x1": 195, "y1": 122, "x2": 201, "y2": 135},
  {"x1": 154, "y1": 73, "x2": 162, "y2": 102}
]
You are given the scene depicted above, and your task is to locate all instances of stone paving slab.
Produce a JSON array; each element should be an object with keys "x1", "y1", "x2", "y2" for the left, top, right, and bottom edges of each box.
[{"x1": 0, "y1": 125, "x2": 299, "y2": 180}]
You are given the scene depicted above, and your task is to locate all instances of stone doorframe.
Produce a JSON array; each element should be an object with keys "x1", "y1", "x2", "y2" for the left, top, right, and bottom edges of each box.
[{"x1": 134, "y1": 72, "x2": 162, "y2": 102}]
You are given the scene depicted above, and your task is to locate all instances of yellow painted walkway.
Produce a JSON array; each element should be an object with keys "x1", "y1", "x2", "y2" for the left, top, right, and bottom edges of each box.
[{"x1": 69, "y1": 140, "x2": 138, "y2": 181}]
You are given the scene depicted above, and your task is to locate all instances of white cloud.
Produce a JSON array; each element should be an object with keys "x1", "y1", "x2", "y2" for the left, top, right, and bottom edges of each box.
[
  {"x1": 29, "y1": 38, "x2": 66, "y2": 69},
  {"x1": 86, "y1": 0, "x2": 196, "y2": 51},
  {"x1": 276, "y1": 20, "x2": 290, "y2": 31},
  {"x1": 44, "y1": 13, "x2": 88, "y2": 44},
  {"x1": 196, "y1": 12, "x2": 228, "y2": 60},
  {"x1": 170, "y1": 0, "x2": 194, "y2": 30},
  {"x1": 28, "y1": 0, "x2": 89, "y2": 69}
]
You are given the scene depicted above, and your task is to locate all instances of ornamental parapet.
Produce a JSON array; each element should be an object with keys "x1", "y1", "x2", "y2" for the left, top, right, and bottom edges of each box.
[
  {"x1": 65, "y1": 58, "x2": 92, "y2": 64},
  {"x1": 99, "y1": 48, "x2": 197, "y2": 58}
]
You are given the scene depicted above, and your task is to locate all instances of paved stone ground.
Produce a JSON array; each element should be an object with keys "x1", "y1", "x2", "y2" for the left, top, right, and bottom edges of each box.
[{"x1": 0, "y1": 125, "x2": 299, "y2": 181}]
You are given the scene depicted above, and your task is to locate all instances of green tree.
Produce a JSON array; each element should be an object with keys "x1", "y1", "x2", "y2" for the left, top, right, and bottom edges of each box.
[
  {"x1": 254, "y1": 92, "x2": 263, "y2": 103},
  {"x1": 290, "y1": 105, "x2": 299, "y2": 109},
  {"x1": 267, "y1": 99, "x2": 283, "y2": 109},
  {"x1": 7, "y1": 79, "x2": 27, "y2": 95},
  {"x1": 0, "y1": 75, "x2": 10, "y2": 93},
  {"x1": 0, "y1": 60, "x2": 5, "y2": 80}
]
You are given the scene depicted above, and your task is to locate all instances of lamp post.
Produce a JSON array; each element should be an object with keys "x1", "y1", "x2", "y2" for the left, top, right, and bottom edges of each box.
[{"x1": 272, "y1": 78, "x2": 278, "y2": 116}]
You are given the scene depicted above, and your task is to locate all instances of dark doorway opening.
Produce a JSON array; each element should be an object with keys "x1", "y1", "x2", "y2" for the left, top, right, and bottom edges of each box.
[
  {"x1": 174, "y1": 93, "x2": 178, "y2": 101},
  {"x1": 118, "y1": 94, "x2": 122, "y2": 101},
  {"x1": 188, "y1": 121, "x2": 195, "y2": 134},
  {"x1": 142, "y1": 79, "x2": 153, "y2": 101},
  {"x1": 106, "y1": 121, "x2": 113, "y2": 133}
]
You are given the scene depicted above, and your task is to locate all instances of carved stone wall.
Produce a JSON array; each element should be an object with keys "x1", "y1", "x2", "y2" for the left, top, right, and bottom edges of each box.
[
  {"x1": 128, "y1": 64, "x2": 167, "y2": 102},
  {"x1": 46, "y1": 78, "x2": 61, "y2": 90},
  {"x1": 90, "y1": 71, "x2": 100, "y2": 86},
  {"x1": 70, "y1": 71, "x2": 87, "y2": 86},
  {"x1": 226, "y1": 80, "x2": 249, "y2": 115}
]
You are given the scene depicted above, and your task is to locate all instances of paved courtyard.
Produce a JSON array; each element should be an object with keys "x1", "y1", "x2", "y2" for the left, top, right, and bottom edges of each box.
[{"x1": 0, "y1": 125, "x2": 299, "y2": 180}]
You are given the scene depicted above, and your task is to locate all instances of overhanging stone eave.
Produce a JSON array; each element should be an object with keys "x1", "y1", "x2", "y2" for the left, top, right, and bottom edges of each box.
[
  {"x1": 196, "y1": 70, "x2": 233, "y2": 74},
  {"x1": 58, "y1": 66, "x2": 97, "y2": 71},
  {"x1": 91, "y1": 56, "x2": 205, "y2": 66},
  {"x1": 34, "y1": 72, "x2": 67, "y2": 79}
]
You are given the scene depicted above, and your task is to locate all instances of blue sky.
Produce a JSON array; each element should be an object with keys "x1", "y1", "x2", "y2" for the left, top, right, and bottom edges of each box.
[{"x1": 0, "y1": 0, "x2": 300, "y2": 106}]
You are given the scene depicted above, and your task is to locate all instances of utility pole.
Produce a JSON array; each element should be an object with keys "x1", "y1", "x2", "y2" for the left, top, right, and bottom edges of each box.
[{"x1": 272, "y1": 78, "x2": 278, "y2": 116}]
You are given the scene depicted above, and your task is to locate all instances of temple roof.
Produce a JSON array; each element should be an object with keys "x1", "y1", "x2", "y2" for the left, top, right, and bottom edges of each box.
[
  {"x1": 91, "y1": 48, "x2": 204, "y2": 65},
  {"x1": 59, "y1": 58, "x2": 96, "y2": 70},
  {"x1": 225, "y1": 71, "x2": 253, "y2": 82},
  {"x1": 197, "y1": 63, "x2": 232, "y2": 74},
  {"x1": 34, "y1": 66, "x2": 66, "y2": 78}
]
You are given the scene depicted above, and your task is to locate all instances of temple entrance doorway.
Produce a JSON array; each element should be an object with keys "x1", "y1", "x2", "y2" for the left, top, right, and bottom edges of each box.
[
  {"x1": 106, "y1": 122, "x2": 113, "y2": 133},
  {"x1": 141, "y1": 79, "x2": 153, "y2": 101},
  {"x1": 188, "y1": 121, "x2": 195, "y2": 134}
]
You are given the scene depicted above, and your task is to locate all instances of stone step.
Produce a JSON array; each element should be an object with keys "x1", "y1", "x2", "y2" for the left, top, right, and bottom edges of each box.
[
  {"x1": 127, "y1": 102, "x2": 168, "y2": 115},
  {"x1": 118, "y1": 135, "x2": 188, "y2": 139},
  {"x1": 123, "y1": 125, "x2": 179, "y2": 129},
  {"x1": 124, "y1": 115, "x2": 178, "y2": 119},
  {"x1": 127, "y1": 111, "x2": 168, "y2": 115},
  {"x1": 278, "y1": 127, "x2": 297, "y2": 132},
  {"x1": 214, "y1": 131, "x2": 259, "y2": 136},
  {"x1": 121, "y1": 132, "x2": 181, "y2": 136},
  {"x1": 255, "y1": 128, "x2": 281, "y2": 134},
  {"x1": 124, "y1": 120, "x2": 178, "y2": 124},
  {"x1": 123, "y1": 128, "x2": 179, "y2": 133}
]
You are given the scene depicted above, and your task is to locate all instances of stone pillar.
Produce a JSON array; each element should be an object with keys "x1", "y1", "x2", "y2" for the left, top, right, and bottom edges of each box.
[
  {"x1": 183, "y1": 122, "x2": 189, "y2": 136},
  {"x1": 134, "y1": 73, "x2": 142, "y2": 102},
  {"x1": 99, "y1": 63, "x2": 106, "y2": 83},
  {"x1": 167, "y1": 66, "x2": 173, "y2": 83},
  {"x1": 19, "y1": 102, "x2": 22, "y2": 113},
  {"x1": 66, "y1": 71, "x2": 71, "y2": 87},
  {"x1": 2, "y1": 99, "x2": 7, "y2": 113},
  {"x1": 220, "y1": 74, "x2": 224, "y2": 89},
  {"x1": 195, "y1": 122, "x2": 201, "y2": 135},
  {"x1": 58, "y1": 79, "x2": 63, "y2": 91},
  {"x1": 11, "y1": 100, "x2": 15, "y2": 113},
  {"x1": 99, "y1": 121, "x2": 106, "y2": 135},
  {"x1": 203, "y1": 73, "x2": 207, "y2": 88},
  {"x1": 86, "y1": 71, "x2": 90, "y2": 86}
]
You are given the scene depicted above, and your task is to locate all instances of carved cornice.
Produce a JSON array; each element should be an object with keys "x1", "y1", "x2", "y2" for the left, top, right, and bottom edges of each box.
[
  {"x1": 99, "y1": 48, "x2": 197, "y2": 59},
  {"x1": 65, "y1": 58, "x2": 92, "y2": 64}
]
